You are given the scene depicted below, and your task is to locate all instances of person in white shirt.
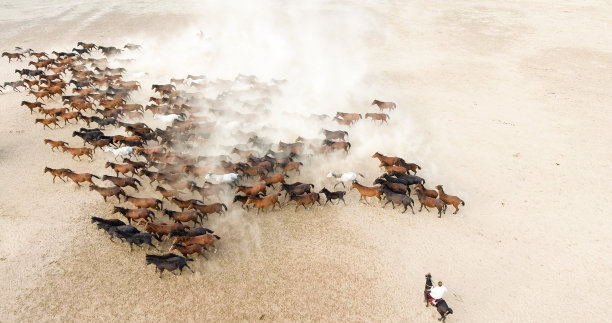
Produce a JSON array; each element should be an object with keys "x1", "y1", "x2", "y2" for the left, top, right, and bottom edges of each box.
[{"x1": 429, "y1": 281, "x2": 447, "y2": 305}]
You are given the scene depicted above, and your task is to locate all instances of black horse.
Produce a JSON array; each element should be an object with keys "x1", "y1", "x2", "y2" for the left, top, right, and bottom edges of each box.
[{"x1": 425, "y1": 274, "x2": 454, "y2": 322}]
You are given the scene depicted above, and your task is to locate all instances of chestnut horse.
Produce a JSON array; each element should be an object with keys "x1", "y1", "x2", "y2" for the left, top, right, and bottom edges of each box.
[
  {"x1": 350, "y1": 182, "x2": 382, "y2": 204},
  {"x1": 371, "y1": 99, "x2": 396, "y2": 111}
]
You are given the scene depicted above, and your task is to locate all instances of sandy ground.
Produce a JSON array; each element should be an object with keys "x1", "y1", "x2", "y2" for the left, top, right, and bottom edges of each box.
[{"x1": 1, "y1": 1, "x2": 611, "y2": 322}]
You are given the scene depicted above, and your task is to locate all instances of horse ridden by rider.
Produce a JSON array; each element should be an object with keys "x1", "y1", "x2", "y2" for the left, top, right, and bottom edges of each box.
[{"x1": 424, "y1": 273, "x2": 453, "y2": 322}]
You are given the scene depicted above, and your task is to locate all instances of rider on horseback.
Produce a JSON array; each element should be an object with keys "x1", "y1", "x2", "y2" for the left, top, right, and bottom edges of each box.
[{"x1": 429, "y1": 281, "x2": 447, "y2": 306}]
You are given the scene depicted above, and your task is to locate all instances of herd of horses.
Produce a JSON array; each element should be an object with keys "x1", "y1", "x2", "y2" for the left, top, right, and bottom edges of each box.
[{"x1": 3, "y1": 42, "x2": 463, "y2": 321}]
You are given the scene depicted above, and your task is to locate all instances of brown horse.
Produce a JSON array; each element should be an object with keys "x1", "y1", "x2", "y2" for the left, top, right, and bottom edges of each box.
[
  {"x1": 30, "y1": 90, "x2": 50, "y2": 102},
  {"x1": 414, "y1": 188, "x2": 446, "y2": 218},
  {"x1": 245, "y1": 193, "x2": 281, "y2": 214},
  {"x1": 89, "y1": 185, "x2": 126, "y2": 202},
  {"x1": 65, "y1": 172, "x2": 99, "y2": 186},
  {"x1": 336, "y1": 112, "x2": 362, "y2": 123},
  {"x1": 170, "y1": 243, "x2": 208, "y2": 259},
  {"x1": 21, "y1": 101, "x2": 44, "y2": 114},
  {"x1": 350, "y1": 182, "x2": 382, "y2": 204},
  {"x1": 2, "y1": 52, "x2": 25, "y2": 62},
  {"x1": 143, "y1": 221, "x2": 187, "y2": 240},
  {"x1": 172, "y1": 233, "x2": 221, "y2": 253},
  {"x1": 371, "y1": 99, "x2": 396, "y2": 111},
  {"x1": 125, "y1": 195, "x2": 163, "y2": 210},
  {"x1": 112, "y1": 206, "x2": 154, "y2": 224},
  {"x1": 164, "y1": 210, "x2": 203, "y2": 226},
  {"x1": 34, "y1": 117, "x2": 59, "y2": 130},
  {"x1": 383, "y1": 165, "x2": 407, "y2": 174},
  {"x1": 38, "y1": 107, "x2": 67, "y2": 117},
  {"x1": 321, "y1": 140, "x2": 351, "y2": 153},
  {"x1": 321, "y1": 129, "x2": 348, "y2": 141},
  {"x1": 171, "y1": 197, "x2": 196, "y2": 211},
  {"x1": 58, "y1": 111, "x2": 82, "y2": 125},
  {"x1": 259, "y1": 173, "x2": 287, "y2": 188},
  {"x1": 43, "y1": 139, "x2": 67, "y2": 151},
  {"x1": 435, "y1": 185, "x2": 465, "y2": 214},
  {"x1": 105, "y1": 162, "x2": 137, "y2": 177},
  {"x1": 156, "y1": 186, "x2": 183, "y2": 201},
  {"x1": 282, "y1": 161, "x2": 303, "y2": 174},
  {"x1": 288, "y1": 193, "x2": 321, "y2": 211},
  {"x1": 414, "y1": 184, "x2": 437, "y2": 198},
  {"x1": 235, "y1": 183, "x2": 267, "y2": 196},
  {"x1": 43, "y1": 167, "x2": 72, "y2": 183},
  {"x1": 188, "y1": 202, "x2": 227, "y2": 217},
  {"x1": 365, "y1": 113, "x2": 390, "y2": 124},
  {"x1": 102, "y1": 175, "x2": 141, "y2": 191},
  {"x1": 372, "y1": 152, "x2": 403, "y2": 166},
  {"x1": 61, "y1": 146, "x2": 93, "y2": 161}
]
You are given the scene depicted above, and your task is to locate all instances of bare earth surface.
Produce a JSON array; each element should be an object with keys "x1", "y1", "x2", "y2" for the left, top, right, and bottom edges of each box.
[{"x1": 0, "y1": 1, "x2": 611, "y2": 322}]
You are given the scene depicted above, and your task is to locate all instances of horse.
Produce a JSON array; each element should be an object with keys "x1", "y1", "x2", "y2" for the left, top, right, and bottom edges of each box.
[
  {"x1": 65, "y1": 172, "x2": 99, "y2": 187},
  {"x1": 125, "y1": 195, "x2": 163, "y2": 210},
  {"x1": 321, "y1": 140, "x2": 351, "y2": 153},
  {"x1": 288, "y1": 193, "x2": 321, "y2": 211},
  {"x1": 43, "y1": 167, "x2": 72, "y2": 183},
  {"x1": 371, "y1": 99, "x2": 396, "y2": 111},
  {"x1": 102, "y1": 175, "x2": 141, "y2": 191},
  {"x1": 245, "y1": 193, "x2": 282, "y2": 214},
  {"x1": 280, "y1": 183, "x2": 314, "y2": 198},
  {"x1": 172, "y1": 233, "x2": 221, "y2": 253},
  {"x1": 425, "y1": 275, "x2": 453, "y2": 321},
  {"x1": 371, "y1": 152, "x2": 404, "y2": 166},
  {"x1": 435, "y1": 185, "x2": 465, "y2": 214},
  {"x1": 378, "y1": 186, "x2": 415, "y2": 214},
  {"x1": 319, "y1": 188, "x2": 346, "y2": 205},
  {"x1": 105, "y1": 162, "x2": 137, "y2": 177},
  {"x1": 170, "y1": 243, "x2": 208, "y2": 259},
  {"x1": 164, "y1": 209, "x2": 203, "y2": 226},
  {"x1": 112, "y1": 206, "x2": 154, "y2": 223},
  {"x1": 89, "y1": 185, "x2": 126, "y2": 202},
  {"x1": 373, "y1": 178, "x2": 409, "y2": 195},
  {"x1": 142, "y1": 221, "x2": 188, "y2": 240},
  {"x1": 145, "y1": 254, "x2": 194, "y2": 278},
  {"x1": 350, "y1": 182, "x2": 382, "y2": 204},
  {"x1": 235, "y1": 183, "x2": 267, "y2": 196},
  {"x1": 365, "y1": 113, "x2": 390, "y2": 124},
  {"x1": 43, "y1": 139, "x2": 68, "y2": 151},
  {"x1": 188, "y1": 202, "x2": 227, "y2": 218},
  {"x1": 414, "y1": 183, "x2": 437, "y2": 198},
  {"x1": 321, "y1": 129, "x2": 348, "y2": 141},
  {"x1": 390, "y1": 171, "x2": 425, "y2": 185},
  {"x1": 204, "y1": 172, "x2": 239, "y2": 186},
  {"x1": 414, "y1": 188, "x2": 446, "y2": 217},
  {"x1": 34, "y1": 117, "x2": 59, "y2": 130},
  {"x1": 259, "y1": 173, "x2": 288, "y2": 188},
  {"x1": 327, "y1": 172, "x2": 364, "y2": 189}
]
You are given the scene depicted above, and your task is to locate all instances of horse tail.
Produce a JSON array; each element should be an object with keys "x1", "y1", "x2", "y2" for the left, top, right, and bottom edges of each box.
[
  {"x1": 358, "y1": 173, "x2": 365, "y2": 178},
  {"x1": 417, "y1": 165, "x2": 421, "y2": 170},
  {"x1": 392, "y1": 102, "x2": 396, "y2": 109},
  {"x1": 386, "y1": 114, "x2": 390, "y2": 119},
  {"x1": 213, "y1": 234, "x2": 221, "y2": 240},
  {"x1": 421, "y1": 178, "x2": 425, "y2": 184},
  {"x1": 347, "y1": 142, "x2": 351, "y2": 150},
  {"x1": 447, "y1": 308, "x2": 453, "y2": 315},
  {"x1": 221, "y1": 203, "x2": 228, "y2": 211},
  {"x1": 343, "y1": 131, "x2": 348, "y2": 136},
  {"x1": 91, "y1": 174, "x2": 100, "y2": 179},
  {"x1": 135, "y1": 179, "x2": 141, "y2": 185},
  {"x1": 461, "y1": 200, "x2": 465, "y2": 206}
]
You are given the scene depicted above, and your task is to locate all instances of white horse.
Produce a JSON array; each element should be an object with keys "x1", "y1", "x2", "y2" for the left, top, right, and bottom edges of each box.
[
  {"x1": 103, "y1": 146, "x2": 134, "y2": 160},
  {"x1": 153, "y1": 113, "x2": 184, "y2": 123},
  {"x1": 204, "y1": 172, "x2": 240, "y2": 186},
  {"x1": 327, "y1": 171, "x2": 365, "y2": 189}
]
